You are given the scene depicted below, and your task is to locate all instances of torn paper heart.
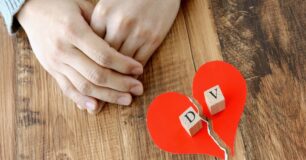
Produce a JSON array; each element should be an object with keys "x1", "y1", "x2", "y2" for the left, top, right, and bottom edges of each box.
[
  {"x1": 147, "y1": 92, "x2": 225, "y2": 157},
  {"x1": 146, "y1": 61, "x2": 247, "y2": 159}
]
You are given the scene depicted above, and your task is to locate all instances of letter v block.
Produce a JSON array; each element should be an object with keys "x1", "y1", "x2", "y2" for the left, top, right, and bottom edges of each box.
[
  {"x1": 204, "y1": 85, "x2": 225, "y2": 115},
  {"x1": 179, "y1": 107, "x2": 203, "y2": 136}
]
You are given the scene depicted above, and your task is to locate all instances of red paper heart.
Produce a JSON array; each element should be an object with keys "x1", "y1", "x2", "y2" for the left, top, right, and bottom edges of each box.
[
  {"x1": 147, "y1": 61, "x2": 247, "y2": 158},
  {"x1": 193, "y1": 61, "x2": 247, "y2": 154}
]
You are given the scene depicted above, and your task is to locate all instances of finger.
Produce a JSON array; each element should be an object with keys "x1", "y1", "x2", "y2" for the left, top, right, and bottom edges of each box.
[
  {"x1": 53, "y1": 71, "x2": 100, "y2": 112},
  {"x1": 119, "y1": 32, "x2": 146, "y2": 57},
  {"x1": 87, "y1": 101, "x2": 104, "y2": 115},
  {"x1": 91, "y1": 4, "x2": 107, "y2": 38},
  {"x1": 134, "y1": 43, "x2": 160, "y2": 66},
  {"x1": 77, "y1": 0, "x2": 95, "y2": 23},
  {"x1": 62, "y1": 48, "x2": 143, "y2": 95},
  {"x1": 104, "y1": 18, "x2": 132, "y2": 50},
  {"x1": 59, "y1": 64, "x2": 133, "y2": 106},
  {"x1": 71, "y1": 24, "x2": 143, "y2": 75}
]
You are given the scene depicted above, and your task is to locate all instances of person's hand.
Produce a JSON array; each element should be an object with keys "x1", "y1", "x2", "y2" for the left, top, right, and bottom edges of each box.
[
  {"x1": 17, "y1": 0, "x2": 144, "y2": 114},
  {"x1": 91, "y1": 0, "x2": 180, "y2": 65}
]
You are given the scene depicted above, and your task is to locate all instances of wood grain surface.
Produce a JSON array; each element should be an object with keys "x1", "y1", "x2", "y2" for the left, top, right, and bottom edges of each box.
[{"x1": 0, "y1": 0, "x2": 305, "y2": 159}]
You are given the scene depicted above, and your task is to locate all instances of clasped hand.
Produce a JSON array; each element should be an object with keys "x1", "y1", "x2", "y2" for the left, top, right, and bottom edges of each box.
[{"x1": 17, "y1": 0, "x2": 180, "y2": 114}]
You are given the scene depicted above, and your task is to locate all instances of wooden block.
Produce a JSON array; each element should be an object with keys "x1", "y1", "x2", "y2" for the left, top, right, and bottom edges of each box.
[
  {"x1": 179, "y1": 107, "x2": 203, "y2": 136},
  {"x1": 204, "y1": 85, "x2": 225, "y2": 115}
]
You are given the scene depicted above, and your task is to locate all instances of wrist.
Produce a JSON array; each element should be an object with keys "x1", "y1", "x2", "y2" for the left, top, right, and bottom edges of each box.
[{"x1": 16, "y1": 0, "x2": 34, "y2": 27}]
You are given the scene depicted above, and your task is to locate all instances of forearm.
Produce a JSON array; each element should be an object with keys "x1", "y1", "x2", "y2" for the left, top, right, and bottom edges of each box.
[{"x1": 0, "y1": 0, "x2": 25, "y2": 34}]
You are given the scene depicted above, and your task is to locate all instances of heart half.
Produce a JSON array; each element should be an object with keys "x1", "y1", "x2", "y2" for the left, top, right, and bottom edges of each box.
[{"x1": 192, "y1": 61, "x2": 247, "y2": 154}]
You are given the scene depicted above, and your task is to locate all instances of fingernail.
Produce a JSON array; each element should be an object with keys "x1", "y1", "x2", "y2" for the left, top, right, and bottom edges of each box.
[
  {"x1": 117, "y1": 96, "x2": 131, "y2": 106},
  {"x1": 132, "y1": 67, "x2": 143, "y2": 75},
  {"x1": 88, "y1": 106, "x2": 103, "y2": 115},
  {"x1": 130, "y1": 84, "x2": 143, "y2": 95},
  {"x1": 77, "y1": 105, "x2": 86, "y2": 110},
  {"x1": 85, "y1": 102, "x2": 96, "y2": 111}
]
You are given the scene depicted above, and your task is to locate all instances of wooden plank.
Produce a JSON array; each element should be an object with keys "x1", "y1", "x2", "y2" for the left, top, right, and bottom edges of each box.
[
  {"x1": 211, "y1": 0, "x2": 306, "y2": 159},
  {"x1": 0, "y1": 18, "x2": 16, "y2": 160},
  {"x1": 13, "y1": 30, "x2": 48, "y2": 159},
  {"x1": 210, "y1": 0, "x2": 272, "y2": 79},
  {"x1": 182, "y1": 0, "x2": 223, "y2": 66}
]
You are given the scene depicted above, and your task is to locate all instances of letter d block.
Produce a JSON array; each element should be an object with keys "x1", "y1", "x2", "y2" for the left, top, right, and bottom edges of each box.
[
  {"x1": 204, "y1": 85, "x2": 225, "y2": 115},
  {"x1": 179, "y1": 107, "x2": 203, "y2": 137}
]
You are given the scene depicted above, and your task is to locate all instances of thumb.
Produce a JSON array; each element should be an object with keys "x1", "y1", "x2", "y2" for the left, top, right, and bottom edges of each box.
[{"x1": 77, "y1": 0, "x2": 95, "y2": 23}]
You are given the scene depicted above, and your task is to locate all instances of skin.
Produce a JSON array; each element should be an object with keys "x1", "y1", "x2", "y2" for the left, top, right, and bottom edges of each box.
[
  {"x1": 91, "y1": 0, "x2": 181, "y2": 65},
  {"x1": 17, "y1": 0, "x2": 144, "y2": 114},
  {"x1": 16, "y1": 0, "x2": 181, "y2": 115}
]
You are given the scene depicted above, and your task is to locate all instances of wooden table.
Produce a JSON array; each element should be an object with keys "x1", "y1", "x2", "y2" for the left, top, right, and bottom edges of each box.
[{"x1": 0, "y1": 0, "x2": 305, "y2": 159}]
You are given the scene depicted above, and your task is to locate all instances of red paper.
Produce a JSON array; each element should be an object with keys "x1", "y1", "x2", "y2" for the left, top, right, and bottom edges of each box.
[
  {"x1": 146, "y1": 61, "x2": 247, "y2": 158},
  {"x1": 147, "y1": 92, "x2": 224, "y2": 158},
  {"x1": 192, "y1": 61, "x2": 247, "y2": 154}
]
